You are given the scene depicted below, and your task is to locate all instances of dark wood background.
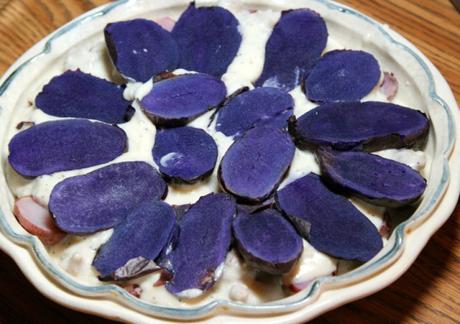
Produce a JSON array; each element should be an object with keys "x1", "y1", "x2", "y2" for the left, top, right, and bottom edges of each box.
[{"x1": 0, "y1": 0, "x2": 459, "y2": 322}]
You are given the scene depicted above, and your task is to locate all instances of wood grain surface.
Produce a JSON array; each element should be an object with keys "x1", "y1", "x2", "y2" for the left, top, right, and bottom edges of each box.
[{"x1": 0, "y1": 0, "x2": 459, "y2": 323}]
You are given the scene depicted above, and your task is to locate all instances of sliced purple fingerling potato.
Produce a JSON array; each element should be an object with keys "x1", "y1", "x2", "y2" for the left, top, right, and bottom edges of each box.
[
  {"x1": 140, "y1": 73, "x2": 226, "y2": 126},
  {"x1": 275, "y1": 173, "x2": 383, "y2": 262},
  {"x1": 49, "y1": 162, "x2": 167, "y2": 234},
  {"x1": 171, "y1": 3, "x2": 242, "y2": 77},
  {"x1": 289, "y1": 101, "x2": 429, "y2": 151},
  {"x1": 305, "y1": 50, "x2": 381, "y2": 102},
  {"x1": 215, "y1": 87, "x2": 294, "y2": 137},
  {"x1": 8, "y1": 119, "x2": 127, "y2": 177},
  {"x1": 93, "y1": 201, "x2": 176, "y2": 281},
  {"x1": 219, "y1": 126, "x2": 295, "y2": 203},
  {"x1": 233, "y1": 209, "x2": 303, "y2": 274},
  {"x1": 105, "y1": 19, "x2": 179, "y2": 82},
  {"x1": 152, "y1": 127, "x2": 218, "y2": 183},
  {"x1": 254, "y1": 9, "x2": 328, "y2": 92},
  {"x1": 35, "y1": 70, "x2": 134, "y2": 123},
  {"x1": 165, "y1": 193, "x2": 236, "y2": 298},
  {"x1": 317, "y1": 147, "x2": 427, "y2": 207}
]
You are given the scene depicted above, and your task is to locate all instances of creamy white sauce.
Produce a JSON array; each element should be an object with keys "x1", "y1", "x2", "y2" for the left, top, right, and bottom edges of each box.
[{"x1": 3, "y1": 0, "x2": 427, "y2": 307}]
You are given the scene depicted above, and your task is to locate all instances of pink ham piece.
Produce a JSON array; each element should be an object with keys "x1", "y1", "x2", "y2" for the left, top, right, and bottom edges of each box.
[
  {"x1": 287, "y1": 280, "x2": 313, "y2": 293},
  {"x1": 379, "y1": 72, "x2": 399, "y2": 100},
  {"x1": 155, "y1": 17, "x2": 176, "y2": 32},
  {"x1": 13, "y1": 196, "x2": 65, "y2": 245}
]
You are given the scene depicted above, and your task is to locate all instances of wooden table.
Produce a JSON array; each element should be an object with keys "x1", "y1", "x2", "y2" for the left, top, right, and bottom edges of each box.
[{"x1": 0, "y1": 0, "x2": 458, "y2": 322}]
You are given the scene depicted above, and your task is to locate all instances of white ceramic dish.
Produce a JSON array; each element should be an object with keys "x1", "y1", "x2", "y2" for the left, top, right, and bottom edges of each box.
[{"x1": 0, "y1": 0, "x2": 458, "y2": 322}]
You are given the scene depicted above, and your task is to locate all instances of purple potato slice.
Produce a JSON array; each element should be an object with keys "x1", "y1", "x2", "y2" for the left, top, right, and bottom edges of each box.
[
  {"x1": 152, "y1": 126, "x2": 218, "y2": 183},
  {"x1": 140, "y1": 73, "x2": 226, "y2": 126},
  {"x1": 233, "y1": 208, "x2": 303, "y2": 274},
  {"x1": 289, "y1": 101, "x2": 429, "y2": 151},
  {"x1": 171, "y1": 3, "x2": 242, "y2": 77},
  {"x1": 254, "y1": 9, "x2": 328, "y2": 92},
  {"x1": 305, "y1": 50, "x2": 381, "y2": 102},
  {"x1": 275, "y1": 173, "x2": 383, "y2": 262},
  {"x1": 216, "y1": 87, "x2": 294, "y2": 137},
  {"x1": 93, "y1": 201, "x2": 176, "y2": 281},
  {"x1": 8, "y1": 119, "x2": 126, "y2": 177},
  {"x1": 165, "y1": 193, "x2": 236, "y2": 298},
  {"x1": 35, "y1": 70, "x2": 134, "y2": 123},
  {"x1": 104, "y1": 19, "x2": 179, "y2": 82},
  {"x1": 49, "y1": 162, "x2": 167, "y2": 234},
  {"x1": 317, "y1": 147, "x2": 427, "y2": 207},
  {"x1": 219, "y1": 126, "x2": 295, "y2": 203}
]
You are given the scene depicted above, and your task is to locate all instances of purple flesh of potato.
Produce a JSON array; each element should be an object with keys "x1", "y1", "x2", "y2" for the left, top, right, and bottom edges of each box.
[
  {"x1": 49, "y1": 162, "x2": 167, "y2": 234},
  {"x1": 140, "y1": 73, "x2": 226, "y2": 126},
  {"x1": 289, "y1": 101, "x2": 429, "y2": 151},
  {"x1": 165, "y1": 193, "x2": 236, "y2": 298},
  {"x1": 152, "y1": 126, "x2": 218, "y2": 183},
  {"x1": 104, "y1": 19, "x2": 179, "y2": 82},
  {"x1": 171, "y1": 3, "x2": 242, "y2": 77},
  {"x1": 8, "y1": 119, "x2": 127, "y2": 177},
  {"x1": 305, "y1": 50, "x2": 381, "y2": 102},
  {"x1": 215, "y1": 87, "x2": 294, "y2": 137},
  {"x1": 35, "y1": 70, "x2": 134, "y2": 123},
  {"x1": 254, "y1": 9, "x2": 328, "y2": 92},
  {"x1": 93, "y1": 201, "x2": 176, "y2": 281},
  {"x1": 317, "y1": 147, "x2": 427, "y2": 207},
  {"x1": 219, "y1": 126, "x2": 295, "y2": 203},
  {"x1": 275, "y1": 173, "x2": 383, "y2": 262},
  {"x1": 173, "y1": 204, "x2": 192, "y2": 220},
  {"x1": 233, "y1": 208, "x2": 303, "y2": 274}
]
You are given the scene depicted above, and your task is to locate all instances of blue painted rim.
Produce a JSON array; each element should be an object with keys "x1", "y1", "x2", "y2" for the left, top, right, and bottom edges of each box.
[{"x1": 0, "y1": 0, "x2": 456, "y2": 319}]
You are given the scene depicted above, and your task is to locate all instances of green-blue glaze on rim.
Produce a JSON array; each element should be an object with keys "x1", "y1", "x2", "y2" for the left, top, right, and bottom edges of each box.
[{"x1": 0, "y1": 0, "x2": 455, "y2": 319}]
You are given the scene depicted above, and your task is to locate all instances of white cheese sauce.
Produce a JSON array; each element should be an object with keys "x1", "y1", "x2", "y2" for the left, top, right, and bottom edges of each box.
[{"x1": 4, "y1": 0, "x2": 426, "y2": 307}]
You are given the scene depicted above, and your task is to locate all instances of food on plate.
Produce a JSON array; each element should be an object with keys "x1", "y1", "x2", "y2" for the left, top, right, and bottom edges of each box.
[
  {"x1": 35, "y1": 70, "x2": 134, "y2": 123},
  {"x1": 93, "y1": 201, "x2": 176, "y2": 281},
  {"x1": 276, "y1": 173, "x2": 383, "y2": 262},
  {"x1": 215, "y1": 87, "x2": 294, "y2": 137},
  {"x1": 4, "y1": 0, "x2": 431, "y2": 306},
  {"x1": 219, "y1": 126, "x2": 295, "y2": 203},
  {"x1": 233, "y1": 208, "x2": 303, "y2": 274},
  {"x1": 255, "y1": 9, "x2": 328, "y2": 91},
  {"x1": 140, "y1": 73, "x2": 226, "y2": 126},
  {"x1": 317, "y1": 147, "x2": 427, "y2": 207},
  {"x1": 172, "y1": 3, "x2": 242, "y2": 77},
  {"x1": 105, "y1": 19, "x2": 179, "y2": 82},
  {"x1": 289, "y1": 101, "x2": 429, "y2": 151},
  {"x1": 8, "y1": 119, "x2": 127, "y2": 177},
  {"x1": 305, "y1": 50, "x2": 381, "y2": 102},
  {"x1": 49, "y1": 162, "x2": 167, "y2": 234},
  {"x1": 152, "y1": 126, "x2": 218, "y2": 183}
]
